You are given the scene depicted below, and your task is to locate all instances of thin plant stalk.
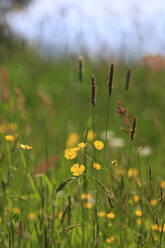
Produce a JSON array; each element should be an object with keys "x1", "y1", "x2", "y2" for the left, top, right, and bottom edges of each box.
[
  {"x1": 103, "y1": 97, "x2": 111, "y2": 165},
  {"x1": 137, "y1": 151, "x2": 143, "y2": 247},
  {"x1": 90, "y1": 74, "x2": 99, "y2": 247},
  {"x1": 82, "y1": 129, "x2": 88, "y2": 247},
  {"x1": 92, "y1": 107, "x2": 99, "y2": 248},
  {"x1": 127, "y1": 141, "x2": 133, "y2": 170},
  {"x1": 103, "y1": 63, "x2": 114, "y2": 165}
]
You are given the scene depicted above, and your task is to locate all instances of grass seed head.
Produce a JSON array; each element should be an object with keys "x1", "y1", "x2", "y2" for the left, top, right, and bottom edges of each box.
[
  {"x1": 90, "y1": 74, "x2": 96, "y2": 107},
  {"x1": 131, "y1": 117, "x2": 137, "y2": 142},
  {"x1": 107, "y1": 62, "x2": 114, "y2": 97},
  {"x1": 125, "y1": 68, "x2": 131, "y2": 91},
  {"x1": 78, "y1": 56, "x2": 83, "y2": 82}
]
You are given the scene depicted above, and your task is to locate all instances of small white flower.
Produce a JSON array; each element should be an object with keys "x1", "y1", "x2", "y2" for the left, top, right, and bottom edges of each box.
[
  {"x1": 139, "y1": 146, "x2": 152, "y2": 156},
  {"x1": 101, "y1": 130, "x2": 114, "y2": 140},
  {"x1": 109, "y1": 137, "x2": 125, "y2": 148}
]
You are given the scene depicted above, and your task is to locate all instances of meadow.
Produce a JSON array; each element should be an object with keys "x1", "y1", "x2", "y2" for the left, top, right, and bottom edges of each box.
[{"x1": 0, "y1": 43, "x2": 165, "y2": 247}]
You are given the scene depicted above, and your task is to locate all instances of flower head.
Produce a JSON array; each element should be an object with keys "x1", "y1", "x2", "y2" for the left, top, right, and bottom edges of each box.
[
  {"x1": 93, "y1": 162, "x2": 101, "y2": 170},
  {"x1": 111, "y1": 160, "x2": 118, "y2": 167},
  {"x1": 128, "y1": 168, "x2": 138, "y2": 177},
  {"x1": 133, "y1": 195, "x2": 139, "y2": 203},
  {"x1": 107, "y1": 212, "x2": 115, "y2": 219},
  {"x1": 150, "y1": 199, "x2": 157, "y2": 206},
  {"x1": 85, "y1": 202, "x2": 93, "y2": 209},
  {"x1": 98, "y1": 211, "x2": 105, "y2": 217},
  {"x1": 78, "y1": 142, "x2": 86, "y2": 149},
  {"x1": 151, "y1": 224, "x2": 158, "y2": 231},
  {"x1": 87, "y1": 129, "x2": 94, "y2": 141},
  {"x1": 106, "y1": 236, "x2": 115, "y2": 244},
  {"x1": 66, "y1": 132, "x2": 79, "y2": 147},
  {"x1": 135, "y1": 210, "x2": 142, "y2": 217},
  {"x1": 64, "y1": 148, "x2": 77, "y2": 160},
  {"x1": 70, "y1": 163, "x2": 85, "y2": 176},
  {"x1": 81, "y1": 193, "x2": 91, "y2": 200},
  {"x1": 29, "y1": 213, "x2": 36, "y2": 220},
  {"x1": 93, "y1": 140, "x2": 104, "y2": 150},
  {"x1": 5, "y1": 135, "x2": 15, "y2": 142},
  {"x1": 20, "y1": 144, "x2": 32, "y2": 150}
]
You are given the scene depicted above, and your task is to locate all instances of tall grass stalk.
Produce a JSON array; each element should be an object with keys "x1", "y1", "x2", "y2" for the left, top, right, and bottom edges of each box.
[
  {"x1": 137, "y1": 151, "x2": 143, "y2": 247},
  {"x1": 90, "y1": 74, "x2": 99, "y2": 247},
  {"x1": 82, "y1": 129, "x2": 88, "y2": 247},
  {"x1": 127, "y1": 141, "x2": 133, "y2": 170},
  {"x1": 103, "y1": 97, "x2": 111, "y2": 165},
  {"x1": 103, "y1": 63, "x2": 114, "y2": 165},
  {"x1": 92, "y1": 106, "x2": 99, "y2": 248}
]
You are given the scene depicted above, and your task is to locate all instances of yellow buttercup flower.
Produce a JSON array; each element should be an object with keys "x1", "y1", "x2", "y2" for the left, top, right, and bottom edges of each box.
[
  {"x1": 66, "y1": 132, "x2": 79, "y2": 147},
  {"x1": 93, "y1": 162, "x2": 101, "y2": 170},
  {"x1": 107, "y1": 212, "x2": 115, "y2": 219},
  {"x1": 84, "y1": 202, "x2": 93, "y2": 209},
  {"x1": 151, "y1": 224, "x2": 158, "y2": 231},
  {"x1": 98, "y1": 211, "x2": 105, "y2": 217},
  {"x1": 135, "y1": 210, "x2": 142, "y2": 217},
  {"x1": 128, "y1": 168, "x2": 138, "y2": 177},
  {"x1": 64, "y1": 148, "x2": 77, "y2": 160},
  {"x1": 20, "y1": 144, "x2": 32, "y2": 150},
  {"x1": 150, "y1": 199, "x2": 157, "y2": 206},
  {"x1": 81, "y1": 193, "x2": 91, "y2": 200},
  {"x1": 93, "y1": 140, "x2": 104, "y2": 150},
  {"x1": 106, "y1": 236, "x2": 115, "y2": 243},
  {"x1": 29, "y1": 213, "x2": 36, "y2": 220},
  {"x1": 78, "y1": 142, "x2": 86, "y2": 149},
  {"x1": 87, "y1": 129, "x2": 94, "y2": 141},
  {"x1": 70, "y1": 163, "x2": 85, "y2": 176},
  {"x1": 5, "y1": 135, "x2": 15, "y2": 142},
  {"x1": 133, "y1": 194, "x2": 139, "y2": 203}
]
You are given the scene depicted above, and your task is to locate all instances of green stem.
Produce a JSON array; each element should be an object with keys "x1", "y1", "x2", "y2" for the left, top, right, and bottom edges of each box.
[
  {"x1": 103, "y1": 97, "x2": 110, "y2": 165},
  {"x1": 127, "y1": 141, "x2": 133, "y2": 170},
  {"x1": 137, "y1": 151, "x2": 143, "y2": 247}
]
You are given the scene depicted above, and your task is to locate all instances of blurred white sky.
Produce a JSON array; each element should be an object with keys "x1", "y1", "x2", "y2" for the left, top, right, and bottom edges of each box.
[{"x1": 7, "y1": 0, "x2": 165, "y2": 59}]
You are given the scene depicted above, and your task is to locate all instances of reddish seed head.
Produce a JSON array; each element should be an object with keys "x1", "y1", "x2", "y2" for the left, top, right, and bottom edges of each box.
[{"x1": 116, "y1": 101, "x2": 126, "y2": 118}]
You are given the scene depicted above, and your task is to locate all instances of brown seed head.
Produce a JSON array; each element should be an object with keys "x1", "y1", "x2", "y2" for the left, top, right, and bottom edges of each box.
[
  {"x1": 107, "y1": 62, "x2": 114, "y2": 97},
  {"x1": 131, "y1": 117, "x2": 137, "y2": 142},
  {"x1": 78, "y1": 56, "x2": 83, "y2": 82},
  {"x1": 125, "y1": 68, "x2": 131, "y2": 91},
  {"x1": 91, "y1": 74, "x2": 96, "y2": 107}
]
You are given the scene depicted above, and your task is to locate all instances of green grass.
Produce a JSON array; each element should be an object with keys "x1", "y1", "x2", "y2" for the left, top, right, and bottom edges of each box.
[{"x1": 0, "y1": 44, "x2": 164, "y2": 247}]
